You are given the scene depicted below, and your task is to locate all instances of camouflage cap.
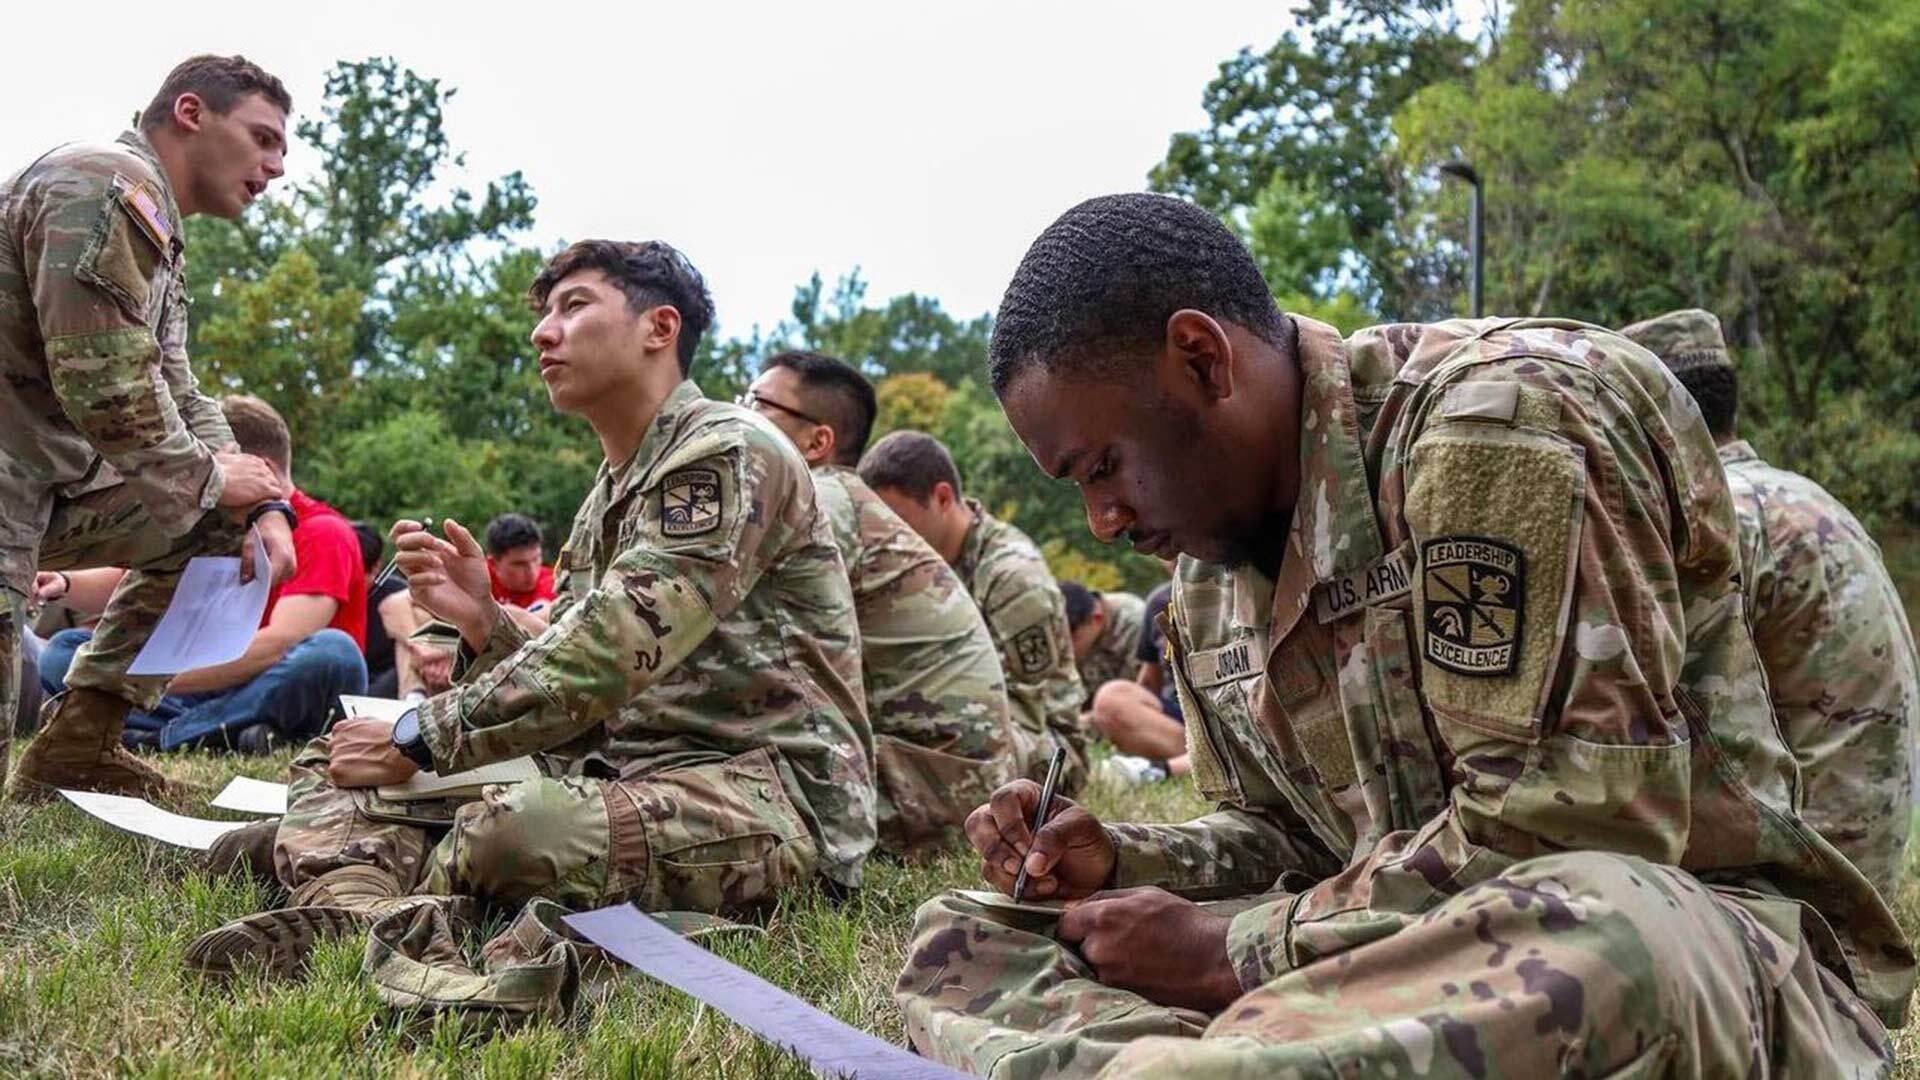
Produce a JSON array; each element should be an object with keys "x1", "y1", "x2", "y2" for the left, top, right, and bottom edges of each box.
[{"x1": 1618, "y1": 309, "x2": 1731, "y2": 375}]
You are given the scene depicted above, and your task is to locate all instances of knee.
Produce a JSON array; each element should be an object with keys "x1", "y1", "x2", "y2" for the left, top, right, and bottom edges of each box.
[
  {"x1": 37, "y1": 629, "x2": 92, "y2": 691},
  {"x1": 1090, "y1": 680, "x2": 1140, "y2": 735},
  {"x1": 292, "y1": 630, "x2": 368, "y2": 690}
]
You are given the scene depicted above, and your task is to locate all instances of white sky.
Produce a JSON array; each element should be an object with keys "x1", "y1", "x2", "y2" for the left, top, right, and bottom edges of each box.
[{"x1": 2, "y1": 1, "x2": 1300, "y2": 338}]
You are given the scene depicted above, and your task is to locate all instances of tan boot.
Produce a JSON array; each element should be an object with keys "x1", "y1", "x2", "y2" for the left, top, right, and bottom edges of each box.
[
  {"x1": 184, "y1": 865, "x2": 472, "y2": 980},
  {"x1": 9, "y1": 688, "x2": 178, "y2": 803},
  {"x1": 200, "y1": 817, "x2": 282, "y2": 884}
]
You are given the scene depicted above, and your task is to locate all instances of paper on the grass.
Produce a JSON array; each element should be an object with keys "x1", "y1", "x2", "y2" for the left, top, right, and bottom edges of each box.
[
  {"x1": 210, "y1": 776, "x2": 288, "y2": 815},
  {"x1": 955, "y1": 888, "x2": 1069, "y2": 916},
  {"x1": 59, "y1": 790, "x2": 248, "y2": 851},
  {"x1": 564, "y1": 904, "x2": 971, "y2": 1080},
  {"x1": 127, "y1": 535, "x2": 271, "y2": 675},
  {"x1": 376, "y1": 756, "x2": 541, "y2": 800},
  {"x1": 339, "y1": 694, "x2": 411, "y2": 723}
]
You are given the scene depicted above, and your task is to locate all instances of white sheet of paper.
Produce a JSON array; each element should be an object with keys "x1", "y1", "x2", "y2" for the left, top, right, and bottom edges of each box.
[
  {"x1": 127, "y1": 535, "x2": 272, "y2": 676},
  {"x1": 59, "y1": 790, "x2": 248, "y2": 851},
  {"x1": 339, "y1": 694, "x2": 411, "y2": 723},
  {"x1": 210, "y1": 776, "x2": 288, "y2": 815},
  {"x1": 376, "y1": 756, "x2": 542, "y2": 800},
  {"x1": 564, "y1": 905, "x2": 972, "y2": 1080}
]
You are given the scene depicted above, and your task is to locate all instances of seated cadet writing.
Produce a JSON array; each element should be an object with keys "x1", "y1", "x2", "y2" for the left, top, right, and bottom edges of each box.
[
  {"x1": 859, "y1": 430, "x2": 1087, "y2": 791},
  {"x1": 895, "y1": 194, "x2": 1910, "y2": 1078},
  {"x1": 187, "y1": 241, "x2": 874, "y2": 992},
  {"x1": 743, "y1": 350, "x2": 1021, "y2": 855}
]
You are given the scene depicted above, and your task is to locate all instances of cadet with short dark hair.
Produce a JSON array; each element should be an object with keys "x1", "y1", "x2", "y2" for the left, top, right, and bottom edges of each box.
[
  {"x1": 186, "y1": 241, "x2": 874, "y2": 1020},
  {"x1": 746, "y1": 351, "x2": 1021, "y2": 854},
  {"x1": 860, "y1": 429, "x2": 1087, "y2": 791},
  {"x1": 1059, "y1": 580, "x2": 1145, "y2": 707},
  {"x1": 895, "y1": 193, "x2": 1910, "y2": 1078},
  {"x1": 1622, "y1": 308, "x2": 1919, "y2": 898},
  {"x1": 2, "y1": 54, "x2": 298, "y2": 800}
]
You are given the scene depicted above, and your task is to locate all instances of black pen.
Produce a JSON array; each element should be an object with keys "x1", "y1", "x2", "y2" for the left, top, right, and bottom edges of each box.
[
  {"x1": 372, "y1": 517, "x2": 433, "y2": 591},
  {"x1": 1012, "y1": 744, "x2": 1068, "y2": 902}
]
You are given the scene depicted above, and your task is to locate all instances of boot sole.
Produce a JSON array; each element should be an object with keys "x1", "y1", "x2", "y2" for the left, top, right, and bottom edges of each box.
[{"x1": 185, "y1": 906, "x2": 370, "y2": 980}]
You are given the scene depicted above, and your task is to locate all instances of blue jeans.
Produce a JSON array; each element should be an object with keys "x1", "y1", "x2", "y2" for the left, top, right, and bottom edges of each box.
[{"x1": 39, "y1": 627, "x2": 367, "y2": 752}]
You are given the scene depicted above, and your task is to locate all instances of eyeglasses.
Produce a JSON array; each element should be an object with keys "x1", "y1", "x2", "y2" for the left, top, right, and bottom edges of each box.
[{"x1": 737, "y1": 390, "x2": 824, "y2": 426}]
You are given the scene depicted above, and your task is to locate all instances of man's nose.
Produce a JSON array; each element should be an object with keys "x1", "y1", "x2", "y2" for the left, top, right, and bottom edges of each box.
[
  {"x1": 1086, "y1": 497, "x2": 1134, "y2": 544},
  {"x1": 531, "y1": 315, "x2": 560, "y2": 349}
]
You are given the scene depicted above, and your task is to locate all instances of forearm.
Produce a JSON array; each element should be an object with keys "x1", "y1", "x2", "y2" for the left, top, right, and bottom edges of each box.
[{"x1": 1106, "y1": 806, "x2": 1318, "y2": 899}]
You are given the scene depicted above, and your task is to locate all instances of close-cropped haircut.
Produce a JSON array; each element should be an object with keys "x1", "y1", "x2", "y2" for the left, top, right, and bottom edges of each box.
[
  {"x1": 528, "y1": 240, "x2": 715, "y2": 374},
  {"x1": 858, "y1": 430, "x2": 962, "y2": 502},
  {"x1": 485, "y1": 513, "x2": 543, "y2": 556},
  {"x1": 140, "y1": 55, "x2": 292, "y2": 133},
  {"x1": 351, "y1": 522, "x2": 384, "y2": 574},
  {"x1": 1677, "y1": 367, "x2": 1739, "y2": 440},
  {"x1": 220, "y1": 394, "x2": 291, "y2": 472},
  {"x1": 988, "y1": 193, "x2": 1287, "y2": 396},
  {"x1": 761, "y1": 350, "x2": 878, "y2": 466},
  {"x1": 1059, "y1": 580, "x2": 1096, "y2": 629}
]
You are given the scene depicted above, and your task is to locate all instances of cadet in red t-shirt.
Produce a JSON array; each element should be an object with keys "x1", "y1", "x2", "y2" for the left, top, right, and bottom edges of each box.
[{"x1": 484, "y1": 513, "x2": 556, "y2": 629}]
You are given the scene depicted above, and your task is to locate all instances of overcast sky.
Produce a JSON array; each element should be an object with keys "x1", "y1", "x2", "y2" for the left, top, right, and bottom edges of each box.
[{"x1": 3, "y1": 2, "x2": 1300, "y2": 338}]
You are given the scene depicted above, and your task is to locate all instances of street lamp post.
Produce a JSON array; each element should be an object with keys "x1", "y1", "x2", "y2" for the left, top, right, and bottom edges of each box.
[{"x1": 1438, "y1": 160, "x2": 1483, "y2": 318}]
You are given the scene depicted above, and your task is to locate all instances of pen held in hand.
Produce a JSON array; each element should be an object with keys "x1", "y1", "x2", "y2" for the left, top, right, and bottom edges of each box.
[
  {"x1": 373, "y1": 517, "x2": 434, "y2": 591},
  {"x1": 1012, "y1": 744, "x2": 1068, "y2": 902}
]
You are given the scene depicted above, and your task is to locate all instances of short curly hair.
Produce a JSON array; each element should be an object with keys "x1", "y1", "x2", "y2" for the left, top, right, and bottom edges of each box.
[
  {"x1": 988, "y1": 193, "x2": 1286, "y2": 395},
  {"x1": 529, "y1": 240, "x2": 715, "y2": 374}
]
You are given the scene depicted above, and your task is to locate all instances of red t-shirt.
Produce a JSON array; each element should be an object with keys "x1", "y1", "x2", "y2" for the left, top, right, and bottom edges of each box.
[
  {"x1": 262, "y1": 489, "x2": 368, "y2": 650},
  {"x1": 489, "y1": 562, "x2": 557, "y2": 610}
]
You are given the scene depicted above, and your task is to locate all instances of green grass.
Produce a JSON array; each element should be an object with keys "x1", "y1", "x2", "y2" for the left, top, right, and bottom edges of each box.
[{"x1": 3, "y1": 746, "x2": 1916, "y2": 1077}]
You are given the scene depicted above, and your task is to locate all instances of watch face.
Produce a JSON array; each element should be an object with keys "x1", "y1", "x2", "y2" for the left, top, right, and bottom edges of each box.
[{"x1": 392, "y1": 707, "x2": 419, "y2": 744}]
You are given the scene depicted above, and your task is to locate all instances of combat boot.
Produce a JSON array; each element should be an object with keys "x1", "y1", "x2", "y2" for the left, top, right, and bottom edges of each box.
[
  {"x1": 201, "y1": 817, "x2": 282, "y2": 884},
  {"x1": 184, "y1": 864, "x2": 472, "y2": 980},
  {"x1": 9, "y1": 688, "x2": 179, "y2": 803}
]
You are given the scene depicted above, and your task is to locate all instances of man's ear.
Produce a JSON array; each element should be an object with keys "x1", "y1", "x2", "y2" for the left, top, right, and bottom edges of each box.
[
  {"x1": 1165, "y1": 309, "x2": 1234, "y2": 402},
  {"x1": 809, "y1": 422, "x2": 838, "y2": 464},
  {"x1": 171, "y1": 92, "x2": 206, "y2": 134},
  {"x1": 644, "y1": 305, "x2": 684, "y2": 357},
  {"x1": 931, "y1": 481, "x2": 957, "y2": 511}
]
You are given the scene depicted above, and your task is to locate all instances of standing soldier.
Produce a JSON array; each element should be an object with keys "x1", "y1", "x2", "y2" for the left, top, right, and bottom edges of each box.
[
  {"x1": 1623, "y1": 309, "x2": 1920, "y2": 896},
  {"x1": 187, "y1": 242, "x2": 874, "y2": 1013},
  {"x1": 860, "y1": 431, "x2": 1088, "y2": 792},
  {"x1": 743, "y1": 350, "x2": 1019, "y2": 855},
  {"x1": 896, "y1": 194, "x2": 1910, "y2": 1077},
  {"x1": 2, "y1": 56, "x2": 298, "y2": 800}
]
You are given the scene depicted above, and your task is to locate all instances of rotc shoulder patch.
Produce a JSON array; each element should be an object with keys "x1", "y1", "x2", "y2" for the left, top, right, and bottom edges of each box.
[
  {"x1": 660, "y1": 468, "x2": 722, "y2": 537},
  {"x1": 1011, "y1": 625, "x2": 1053, "y2": 677},
  {"x1": 1422, "y1": 536, "x2": 1524, "y2": 677}
]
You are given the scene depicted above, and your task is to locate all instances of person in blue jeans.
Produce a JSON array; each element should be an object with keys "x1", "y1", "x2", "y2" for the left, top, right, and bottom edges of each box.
[{"x1": 39, "y1": 625, "x2": 364, "y2": 753}]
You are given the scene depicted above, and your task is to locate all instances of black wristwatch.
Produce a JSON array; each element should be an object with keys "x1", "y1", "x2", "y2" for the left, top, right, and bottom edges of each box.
[
  {"x1": 390, "y1": 706, "x2": 435, "y2": 770},
  {"x1": 245, "y1": 499, "x2": 299, "y2": 532}
]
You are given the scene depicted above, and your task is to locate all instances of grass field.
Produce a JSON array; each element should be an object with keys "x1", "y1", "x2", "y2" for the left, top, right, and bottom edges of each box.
[{"x1": 2, "y1": 744, "x2": 1917, "y2": 1078}]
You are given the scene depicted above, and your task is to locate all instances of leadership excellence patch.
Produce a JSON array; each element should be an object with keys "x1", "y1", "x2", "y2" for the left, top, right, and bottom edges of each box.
[
  {"x1": 1422, "y1": 536, "x2": 1524, "y2": 677},
  {"x1": 1012, "y1": 625, "x2": 1052, "y2": 677},
  {"x1": 660, "y1": 468, "x2": 722, "y2": 537}
]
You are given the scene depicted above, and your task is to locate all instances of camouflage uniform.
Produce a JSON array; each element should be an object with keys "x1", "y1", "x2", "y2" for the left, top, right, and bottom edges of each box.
[
  {"x1": 0, "y1": 132, "x2": 240, "y2": 795},
  {"x1": 1074, "y1": 590, "x2": 1144, "y2": 702},
  {"x1": 897, "y1": 317, "x2": 1912, "y2": 1078},
  {"x1": 814, "y1": 465, "x2": 1017, "y2": 855},
  {"x1": 954, "y1": 499, "x2": 1087, "y2": 790},
  {"x1": 1621, "y1": 308, "x2": 1919, "y2": 898},
  {"x1": 270, "y1": 380, "x2": 875, "y2": 909}
]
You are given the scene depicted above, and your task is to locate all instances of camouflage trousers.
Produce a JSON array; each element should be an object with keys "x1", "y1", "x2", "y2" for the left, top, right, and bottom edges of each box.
[
  {"x1": 895, "y1": 852, "x2": 1893, "y2": 1079},
  {"x1": 275, "y1": 738, "x2": 819, "y2": 913},
  {"x1": 0, "y1": 482, "x2": 240, "y2": 785},
  {"x1": 874, "y1": 733, "x2": 1013, "y2": 858}
]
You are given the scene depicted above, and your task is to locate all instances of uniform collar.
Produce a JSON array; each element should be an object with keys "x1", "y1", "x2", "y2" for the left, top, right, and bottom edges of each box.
[
  {"x1": 1717, "y1": 439, "x2": 1760, "y2": 466},
  {"x1": 602, "y1": 378, "x2": 706, "y2": 505},
  {"x1": 1259, "y1": 315, "x2": 1388, "y2": 642},
  {"x1": 957, "y1": 497, "x2": 993, "y2": 576},
  {"x1": 114, "y1": 129, "x2": 185, "y2": 258}
]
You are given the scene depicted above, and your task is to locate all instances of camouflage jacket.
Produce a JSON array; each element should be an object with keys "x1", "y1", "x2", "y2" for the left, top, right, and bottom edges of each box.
[
  {"x1": 1076, "y1": 590, "x2": 1145, "y2": 700},
  {"x1": 420, "y1": 380, "x2": 875, "y2": 887},
  {"x1": 0, "y1": 131, "x2": 230, "y2": 589},
  {"x1": 1109, "y1": 316, "x2": 1913, "y2": 1023},
  {"x1": 1721, "y1": 439, "x2": 1919, "y2": 898},
  {"x1": 814, "y1": 466, "x2": 1013, "y2": 759},
  {"x1": 953, "y1": 499, "x2": 1086, "y2": 778}
]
